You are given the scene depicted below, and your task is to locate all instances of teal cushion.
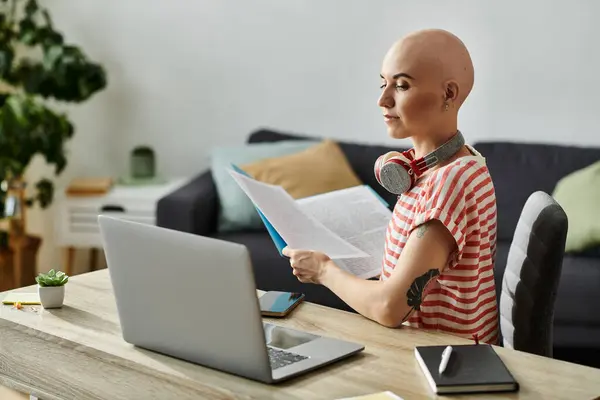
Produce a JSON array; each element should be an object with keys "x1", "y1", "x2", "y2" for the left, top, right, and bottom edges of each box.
[{"x1": 210, "y1": 140, "x2": 318, "y2": 232}]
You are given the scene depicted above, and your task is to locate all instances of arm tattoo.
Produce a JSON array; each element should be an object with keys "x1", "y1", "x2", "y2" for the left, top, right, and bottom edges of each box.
[
  {"x1": 401, "y1": 268, "x2": 440, "y2": 322},
  {"x1": 416, "y1": 222, "x2": 429, "y2": 238}
]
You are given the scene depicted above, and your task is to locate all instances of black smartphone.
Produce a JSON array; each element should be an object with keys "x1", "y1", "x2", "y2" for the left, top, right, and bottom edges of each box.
[{"x1": 259, "y1": 291, "x2": 305, "y2": 317}]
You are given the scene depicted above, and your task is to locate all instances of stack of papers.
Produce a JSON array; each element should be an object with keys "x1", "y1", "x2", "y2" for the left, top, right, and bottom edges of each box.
[{"x1": 228, "y1": 166, "x2": 392, "y2": 279}]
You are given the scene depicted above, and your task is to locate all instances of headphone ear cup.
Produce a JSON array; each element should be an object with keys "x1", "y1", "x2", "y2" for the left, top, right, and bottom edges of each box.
[
  {"x1": 379, "y1": 160, "x2": 413, "y2": 195},
  {"x1": 374, "y1": 154, "x2": 385, "y2": 186}
]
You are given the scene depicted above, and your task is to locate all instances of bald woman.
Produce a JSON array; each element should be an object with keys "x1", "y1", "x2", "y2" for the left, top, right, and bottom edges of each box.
[{"x1": 283, "y1": 29, "x2": 499, "y2": 344}]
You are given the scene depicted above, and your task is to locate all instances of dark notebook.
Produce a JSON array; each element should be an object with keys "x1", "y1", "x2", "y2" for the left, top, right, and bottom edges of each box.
[{"x1": 414, "y1": 344, "x2": 519, "y2": 395}]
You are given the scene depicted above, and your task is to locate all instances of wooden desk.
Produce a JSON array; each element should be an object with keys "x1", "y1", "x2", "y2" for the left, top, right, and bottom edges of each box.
[{"x1": 0, "y1": 270, "x2": 599, "y2": 400}]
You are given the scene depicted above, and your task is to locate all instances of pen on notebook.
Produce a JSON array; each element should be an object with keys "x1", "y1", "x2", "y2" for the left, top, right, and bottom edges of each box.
[{"x1": 438, "y1": 345, "x2": 453, "y2": 374}]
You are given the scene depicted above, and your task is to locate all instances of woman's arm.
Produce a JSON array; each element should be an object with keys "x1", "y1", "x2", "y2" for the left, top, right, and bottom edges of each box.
[{"x1": 285, "y1": 219, "x2": 457, "y2": 327}]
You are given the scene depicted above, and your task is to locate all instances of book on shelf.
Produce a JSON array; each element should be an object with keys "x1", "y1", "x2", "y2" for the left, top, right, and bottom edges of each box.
[
  {"x1": 66, "y1": 177, "x2": 113, "y2": 196},
  {"x1": 228, "y1": 165, "x2": 392, "y2": 279}
]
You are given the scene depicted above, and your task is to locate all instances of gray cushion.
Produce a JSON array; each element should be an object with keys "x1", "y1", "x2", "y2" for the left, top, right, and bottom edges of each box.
[{"x1": 500, "y1": 191, "x2": 568, "y2": 357}]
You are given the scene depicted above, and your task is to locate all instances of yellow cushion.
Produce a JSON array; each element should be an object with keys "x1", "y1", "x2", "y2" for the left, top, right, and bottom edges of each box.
[{"x1": 240, "y1": 139, "x2": 363, "y2": 199}]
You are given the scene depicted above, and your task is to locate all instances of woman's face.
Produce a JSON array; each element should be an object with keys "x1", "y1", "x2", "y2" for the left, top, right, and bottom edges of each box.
[{"x1": 377, "y1": 46, "x2": 446, "y2": 140}]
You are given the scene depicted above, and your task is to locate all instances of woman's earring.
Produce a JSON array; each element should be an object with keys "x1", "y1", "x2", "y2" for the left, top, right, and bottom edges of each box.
[{"x1": 444, "y1": 102, "x2": 449, "y2": 111}]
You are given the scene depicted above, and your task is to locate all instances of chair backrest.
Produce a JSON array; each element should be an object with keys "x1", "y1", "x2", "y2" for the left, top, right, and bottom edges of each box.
[{"x1": 500, "y1": 191, "x2": 568, "y2": 358}]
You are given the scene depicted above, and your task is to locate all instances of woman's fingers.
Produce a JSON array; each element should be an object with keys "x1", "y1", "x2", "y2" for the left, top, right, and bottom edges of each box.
[
  {"x1": 293, "y1": 271, "x2": 309, "y2": 282},
  {"x1": 296, "y1": 253, "x2": 312, "y2": 262},
  {"x1": 284, "y1": 247, "x2": 317, "y2": 283},
  {"x1": 283, "y1": 247, "x2": 309, "y2": 261},
  {"x1": 282, "y1": 246, "x2": 292, "y2": 257}
]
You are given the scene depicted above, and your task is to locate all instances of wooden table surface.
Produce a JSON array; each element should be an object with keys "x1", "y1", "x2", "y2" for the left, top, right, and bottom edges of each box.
[{"x1": 0, "y1": 269, "x2": 599, "y2": 400}]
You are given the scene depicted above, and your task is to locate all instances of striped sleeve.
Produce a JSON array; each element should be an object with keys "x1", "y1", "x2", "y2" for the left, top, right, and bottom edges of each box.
[{"x1": 411, "y1": 161, "x2": 481, "y2": 268}]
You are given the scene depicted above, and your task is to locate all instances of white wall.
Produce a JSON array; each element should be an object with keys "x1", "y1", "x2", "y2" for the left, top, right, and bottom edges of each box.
[{"x1": 25, "y1": 0, "x2": 600, "y2": 273}]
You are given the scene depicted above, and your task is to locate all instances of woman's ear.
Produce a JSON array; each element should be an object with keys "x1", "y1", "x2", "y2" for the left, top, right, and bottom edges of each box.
[{"x1": 444, "y1": 81, "x2": 460, "y2": 102}]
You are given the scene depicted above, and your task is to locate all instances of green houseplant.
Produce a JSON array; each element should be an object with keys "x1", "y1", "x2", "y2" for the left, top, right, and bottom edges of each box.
[
  {"x1": 35, "y1": 268, "x2": 68, "y2": 308},
  {"x1": 0, "y1": 0, "x2": 107, "y2": 287}
]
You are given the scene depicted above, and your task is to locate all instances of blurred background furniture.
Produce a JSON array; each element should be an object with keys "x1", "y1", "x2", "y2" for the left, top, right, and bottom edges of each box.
[
  {"x1": 157, "y1": 128, "x2": 600, "y2": 368},
  {"x1": 56, "y1": 178, "x2": 188, "y2": 276}
]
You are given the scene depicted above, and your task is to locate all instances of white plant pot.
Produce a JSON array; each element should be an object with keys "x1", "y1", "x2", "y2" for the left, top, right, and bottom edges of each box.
[{"x1": 38, "y1": 285, "x2": 65, "y2": 309}]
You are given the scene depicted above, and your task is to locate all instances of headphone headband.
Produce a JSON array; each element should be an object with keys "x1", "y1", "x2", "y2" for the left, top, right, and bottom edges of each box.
[{"x1": 421, "y1": 130, "x2": 465, "y2": 172}]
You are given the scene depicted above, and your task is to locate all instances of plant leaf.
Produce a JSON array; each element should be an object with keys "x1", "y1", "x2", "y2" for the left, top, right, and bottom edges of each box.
[
  {"x1": 43, "y1": 45, "x2": 63, "y2": 69},
  {"x1": 18, "y1": 18, "x2": 38, "y2": 46},
  {"x1": 6, "y1": 96, "x2": 24, "y2": 124},
  {"x1": 25, "y1": 0, "x2": 39, "y2": 17},
  {"x1": 0, "y1": 46, "x2": 15, "y2": 78}
]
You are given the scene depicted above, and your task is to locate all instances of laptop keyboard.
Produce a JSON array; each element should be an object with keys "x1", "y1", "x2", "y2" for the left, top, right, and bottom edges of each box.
[{"x1": 268, "y1": 347, "x2": 308, "y2": 370}]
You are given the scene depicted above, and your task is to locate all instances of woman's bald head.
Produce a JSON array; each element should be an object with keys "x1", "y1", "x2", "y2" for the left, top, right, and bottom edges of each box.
[
  {"x1": 378, "y1": 29, "x2": 474, "y2": 140},
  {"x1": 387, "y1": 29, "x2": 474, "y2": 106}
]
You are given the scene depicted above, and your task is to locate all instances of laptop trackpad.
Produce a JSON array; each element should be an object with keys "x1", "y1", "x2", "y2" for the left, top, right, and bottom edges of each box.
[{"x1": 263, "y1": 323, "x2": 319, "y2": 349}]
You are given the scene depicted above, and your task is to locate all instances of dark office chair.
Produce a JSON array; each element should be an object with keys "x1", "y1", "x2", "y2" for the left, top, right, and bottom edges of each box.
[{"x1": 500, "y1": 191, "x2": 568, "y2": 358}]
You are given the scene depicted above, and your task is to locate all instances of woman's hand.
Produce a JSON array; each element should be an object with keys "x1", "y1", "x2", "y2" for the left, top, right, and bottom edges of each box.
[{"x1": 281, "y1": 247, "x2": 333, "y2": 284}]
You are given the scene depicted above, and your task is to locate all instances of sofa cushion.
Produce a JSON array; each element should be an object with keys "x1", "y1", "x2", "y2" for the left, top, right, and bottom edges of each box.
[
  {"x1": 552, "y1": 160, "x2": 600, "y2": 252},
  {"x1": 472, "y1": 142, "x2": 600, "y2": 242},
  {"x1": 240, "y1": 139, "x2": 363, "y2": 200},
  {"x1": 247, "y1": 128, "x2": 407, "y2": 209},
  {"x1": 209, "y1": 140, "x2": 318, "y2": 232},
  {"x1": 568, "y1": 246, "x2": 600, "y2": 258},
  {"x1": 553, "y1": 254, "x2": 600, "y2": 328}
]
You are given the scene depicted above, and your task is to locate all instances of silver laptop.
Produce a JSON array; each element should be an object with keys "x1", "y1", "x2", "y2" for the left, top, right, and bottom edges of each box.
[{"x1": 97, "y1": 215, "x2": 364, "y2": 383}]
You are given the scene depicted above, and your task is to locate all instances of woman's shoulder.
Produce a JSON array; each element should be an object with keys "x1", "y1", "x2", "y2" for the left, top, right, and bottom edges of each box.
[{"x1": 421, "y1": 149, "x2": 493, "y2": 198}]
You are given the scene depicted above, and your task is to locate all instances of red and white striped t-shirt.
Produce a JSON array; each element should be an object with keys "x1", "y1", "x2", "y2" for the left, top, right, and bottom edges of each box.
[{"x1": 381, "y1": 145, "x2": 499, "y2": 344}]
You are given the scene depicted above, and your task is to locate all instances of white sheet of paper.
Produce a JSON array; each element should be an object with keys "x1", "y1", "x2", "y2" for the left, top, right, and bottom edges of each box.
[
  {"x1": 296, "y1": 186, "x2": 392, "y2": 279},
  {"x1": 227, "y1": 170, "x2": 368, "y2": 259},
  {"x1": 337, "y1": 390, "x2": 404, "y2": 400}
]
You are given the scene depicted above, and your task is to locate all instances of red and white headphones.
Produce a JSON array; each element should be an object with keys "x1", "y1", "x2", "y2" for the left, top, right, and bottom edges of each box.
[{"x1": 374, "y1": 130, "x2": 465, "y2": 195}]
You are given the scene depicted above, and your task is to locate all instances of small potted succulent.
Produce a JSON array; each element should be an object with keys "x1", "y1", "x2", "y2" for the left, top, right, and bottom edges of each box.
[{"x1": 35, "y1": 269, "x2": 69, "y2": 309}]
